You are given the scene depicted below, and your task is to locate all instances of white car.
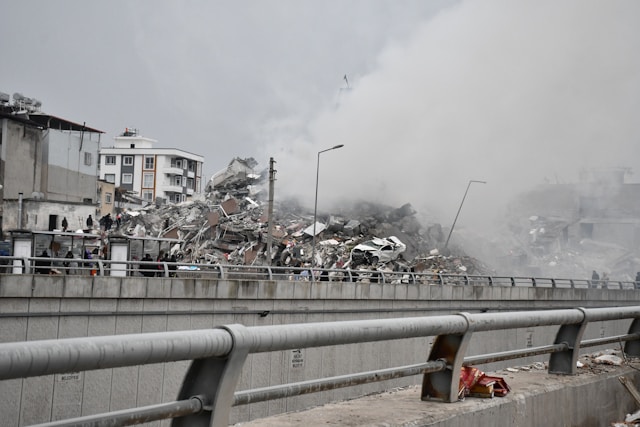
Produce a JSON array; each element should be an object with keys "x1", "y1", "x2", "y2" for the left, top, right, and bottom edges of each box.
[{"x1": 350, "y1": 236, "x2": 406, "y2": 266}]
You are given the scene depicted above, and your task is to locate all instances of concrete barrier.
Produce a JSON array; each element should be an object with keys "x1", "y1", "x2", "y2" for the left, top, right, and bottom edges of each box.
[{"x1": 1, "y1": 275, "x2": 639, "y2": 425}]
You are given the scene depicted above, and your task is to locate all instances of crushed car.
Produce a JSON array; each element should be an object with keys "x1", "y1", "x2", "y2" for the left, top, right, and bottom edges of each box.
[{"x1": 350, "y1": 236, "x2": 406, "y2": 266}]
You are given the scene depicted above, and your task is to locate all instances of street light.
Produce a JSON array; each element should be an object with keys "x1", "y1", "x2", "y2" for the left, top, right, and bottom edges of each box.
[
  {"x1": 311, "y1": 144, "x2": 344, "y2": 270},
  {"x1": 444, "y1": 180, "x2": 486, "y2": 250}
]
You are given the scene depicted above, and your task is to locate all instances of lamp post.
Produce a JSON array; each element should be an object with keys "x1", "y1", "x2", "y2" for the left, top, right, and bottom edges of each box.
[
  {"x1": 311, "y1": 144, "x2": 344, "y2": 271},
  {"x1": 444, "y1": 180, "x2": 486, "y2": 250}
]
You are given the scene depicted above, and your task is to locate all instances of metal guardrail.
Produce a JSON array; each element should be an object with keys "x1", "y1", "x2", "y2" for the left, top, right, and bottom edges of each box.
[
  {"x1": 1, "y1": 306, "x2": 640, "y2": 426},
  {"x1": 0, "y1": 255, "x2": 637, "y2": 289}
]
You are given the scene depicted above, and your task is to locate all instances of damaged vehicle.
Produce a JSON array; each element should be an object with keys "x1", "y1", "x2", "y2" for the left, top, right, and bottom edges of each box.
[{"x1": 350, "y1": 236, "x2": 406, "y2": 266}]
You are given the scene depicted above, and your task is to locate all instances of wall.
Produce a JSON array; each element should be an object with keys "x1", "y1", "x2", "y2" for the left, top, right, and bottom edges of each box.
[
  {"x1": 97, "y1": 180, "x2": 116, "y2": 218},
  {"x1": 0, "y1": 276, "x2": 638, "y2": 426},
  {"x1": 1, "y1": 119, "x2": 42, "y2": 200},
  {"x1": 45, "y1": 130, "x2": 100, "y2": 203},
  {"x1": 1, "y1": 199, "x2": 95, "y2": 232}
]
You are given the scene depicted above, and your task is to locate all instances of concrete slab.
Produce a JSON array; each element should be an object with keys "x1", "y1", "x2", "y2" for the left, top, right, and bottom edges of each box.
[{"x1": 234, "y1": 365, "x2": 640, "y2": 427}]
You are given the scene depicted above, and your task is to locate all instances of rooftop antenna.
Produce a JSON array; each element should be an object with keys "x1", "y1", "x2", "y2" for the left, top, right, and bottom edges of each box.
[{"x1": 343, "y1": 74, "x2": 350, "y2": 89}]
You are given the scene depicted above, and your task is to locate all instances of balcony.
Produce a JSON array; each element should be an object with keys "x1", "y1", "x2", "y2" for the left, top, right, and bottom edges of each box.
[
  {"x1": 164, "y1": 166, "x2": 184, "y2": 175},
  {"x1": 160, "y1": 183, "x2": 183, "y2": 193}
]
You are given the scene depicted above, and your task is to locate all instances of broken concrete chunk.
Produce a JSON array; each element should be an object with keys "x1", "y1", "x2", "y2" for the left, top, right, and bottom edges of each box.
[
  {"x1": 343, "y1": 219, "x2": 361, "y2": 237},
  {"x1": 594, "y1": 354, "x2": 623, "y2": 366}
]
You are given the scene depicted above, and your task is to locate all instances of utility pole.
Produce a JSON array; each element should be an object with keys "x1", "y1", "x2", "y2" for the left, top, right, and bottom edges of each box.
[{"x1": 265, "y1": 157, "x2": 276, "y2": 264}]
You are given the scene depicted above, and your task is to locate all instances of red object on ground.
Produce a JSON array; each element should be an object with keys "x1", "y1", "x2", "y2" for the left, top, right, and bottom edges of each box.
[{"x1": 459, "y1": 367, "x2": 510, "y2": 398}]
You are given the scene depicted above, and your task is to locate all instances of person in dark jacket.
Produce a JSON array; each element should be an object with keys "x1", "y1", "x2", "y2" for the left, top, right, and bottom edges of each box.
[
  {"x1": 83, "y1": 249, "x2": 94, "y2": 275},
  {"x1": 168, "y1": 254, "x2": 177, "y2": 277},
  {"x1": 86, "y1": 215, "x2": 93, "y2": 229},
  {"x1": 61, "y1": 217, "x2": 68, "y2": 232},
  {"x1": 35, "y1": 250, "x2": 51, "y2": 274},
  {"x1": 63, "y1": 250, "x2": 74, "y2": 275},
  {"x1": 140, "y1": 254, "x2": 156, "y2": 277},
  {"x1": 591, "y1": 270, "x2": 600, "y2": 288}
]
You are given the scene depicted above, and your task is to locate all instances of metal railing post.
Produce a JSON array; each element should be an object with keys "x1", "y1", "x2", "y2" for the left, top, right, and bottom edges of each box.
[
  {"x1": 548, "y1": 307, "x2": 587, "y2": 375},
  {"x1": 421, "y1": 312, "x2": 474, "y2": 402},
  {"x1": 173, "y1": 324, "x2": 251, "y2": 427},
  {"x1": 625, "y1": 318, "x2": 640, "y2": 357}
]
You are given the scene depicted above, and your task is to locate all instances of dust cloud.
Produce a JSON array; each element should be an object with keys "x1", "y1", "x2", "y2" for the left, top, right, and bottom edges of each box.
[{"x1": 259, "y1": 0, "x2": 640, "y2": 234}]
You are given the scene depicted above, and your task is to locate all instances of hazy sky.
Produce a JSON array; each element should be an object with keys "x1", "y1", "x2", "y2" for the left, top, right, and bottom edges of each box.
[{"x1": 2, "y1": 1, "x2": 639, "y2": 229}]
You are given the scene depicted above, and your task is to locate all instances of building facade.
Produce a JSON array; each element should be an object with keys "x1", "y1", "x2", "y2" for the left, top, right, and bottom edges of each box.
[
  {"x1": 0, "y1": 93, "x2": 102, "y2": 235},
  {"x1": 99, "y1": 129, "x2": 204, "y2": 204}
]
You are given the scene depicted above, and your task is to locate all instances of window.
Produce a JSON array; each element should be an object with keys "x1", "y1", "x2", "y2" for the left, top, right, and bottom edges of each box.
[
  {"x1": 187, "y1": 177, "x2": 194, "y2": 189},
  {"x1": 182, "y1": 176, "x2": 187, "y2": 186},
  {"x1": 123, "y1": 156, "x2": 133, "y2": 166},
  {"x1": 105, "y1": 192, "x2": 112, "y2": 204},
  {"x1": 174, "y1": 194, "x2": 182, "y2": 203},
  {"x1": 175, "y1": 159, "x2": 182, "y2": 169},
  {"x1": 122, "y1": 173, "x2": 133, "y2": 184},
  {"x1": 173, "y1": 176, "x2": 182, "y2": 186},
  {"x1": 144, "y1": 156, "x2": 154, "y2": 170},
  {"x1": 188, "y1": 161, "x2": 195, "y2": 172},
  {"x1": 105, "y1": 155, "x2": 116, "y2": 165},
  {"x1": 142, "y1": 190, "x2": 154, "y2": 201},
  {"x1": 84, "y1": 152, "x2": 92, "y2": 166},
  {"x1": 105, "y1": 174, "x2": 115, "y2": 183},
  {"x1": 143, "y1": 173, "x2": 154, "y2": 188}
]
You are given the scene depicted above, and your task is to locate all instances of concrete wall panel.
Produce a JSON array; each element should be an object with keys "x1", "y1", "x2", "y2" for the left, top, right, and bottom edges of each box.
[{"x1": 1, "y1": 276, "x2": 640, "y2": 425}]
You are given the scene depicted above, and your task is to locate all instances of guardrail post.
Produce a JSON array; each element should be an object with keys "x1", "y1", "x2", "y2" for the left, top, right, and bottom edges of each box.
[
  {"x1": 421, "y1": 312, "x2": 473, "y2": 402},
  {"x1": 96, "y1": 260, "x2": 105, "y2": 276},
  {"x1": 172, "y1": 324, "x2": 250, "y2": 427},
  {"x1": 549, "y1": 307, "x2": 587, "y2": 375},
  {"x1": 624, "y1": 318, "x2": 640, "y2": 357}
]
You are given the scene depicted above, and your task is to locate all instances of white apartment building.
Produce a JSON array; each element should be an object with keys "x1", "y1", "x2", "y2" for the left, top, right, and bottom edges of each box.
[{"x1": 99, "y1": 129, "x2": 204, "y2": 204}]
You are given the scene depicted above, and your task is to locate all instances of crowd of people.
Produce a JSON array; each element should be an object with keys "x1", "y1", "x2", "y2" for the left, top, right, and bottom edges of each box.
[{"x1": 139, "y1": 252, "x2": 178, "y2": 277}]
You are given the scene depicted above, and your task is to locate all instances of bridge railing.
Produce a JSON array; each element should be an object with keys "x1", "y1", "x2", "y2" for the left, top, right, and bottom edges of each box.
[
  {"x1": 1, "y1": 306, "x2": 640, "y2": 426},
  {"x1": 0, "y1": 255, "x2": 637, "y2": 290}
]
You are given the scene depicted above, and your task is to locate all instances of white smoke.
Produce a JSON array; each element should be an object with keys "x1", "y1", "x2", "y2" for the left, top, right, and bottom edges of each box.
[{"x1": 260, "y1": 0, "x2": 640, "y2": 231}]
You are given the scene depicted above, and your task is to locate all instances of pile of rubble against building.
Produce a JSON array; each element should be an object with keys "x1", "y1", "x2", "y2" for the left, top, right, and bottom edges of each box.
[
  {"x1": 113, "y1": 158, "x2": 492, "y2": 275},
  {"x1": 493, "y1": 212, "x2": 640, "y2": 282}
]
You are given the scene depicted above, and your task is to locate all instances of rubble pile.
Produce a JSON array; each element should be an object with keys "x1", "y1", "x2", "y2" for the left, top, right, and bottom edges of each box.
[
  {"x1": 502, "y1": 195, "x2": 640, "y2": 281},
  {"x1": 113, "y1": 158, "x2": 492, "y2": 275}
]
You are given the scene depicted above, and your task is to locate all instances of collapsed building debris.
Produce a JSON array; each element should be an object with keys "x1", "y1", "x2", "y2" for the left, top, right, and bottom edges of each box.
[
  {"x1": 110, "y1": 157, "x2": 492, "y2": 275},
  {"x1": 501, "y1": 172, "x2": 640, "y2": 281}
]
